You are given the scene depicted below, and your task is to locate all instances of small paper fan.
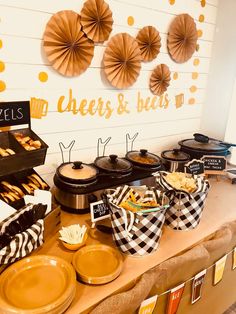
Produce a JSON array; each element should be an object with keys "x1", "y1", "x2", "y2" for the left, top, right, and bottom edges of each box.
[
  {"x1": 167, "y1": 13, "x2": 198, "y2": 63},
  {"x1": 81, "y1": 0, "x2": 113, "y2": 42},
  {"x1": 136, "y1": 26, "x2": 161, "y2": 62},
  {"x1": 150, "y1": 64, "x2": 171, "y2": 96},
  {"x1": 103, "y1": 33, "x2": 142, "y2": 89},
  {"x1": 43, "y1": 10, "x2": 94, "y2": 77}
]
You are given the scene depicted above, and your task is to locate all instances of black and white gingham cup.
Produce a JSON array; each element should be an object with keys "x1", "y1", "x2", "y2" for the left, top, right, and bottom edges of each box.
[
  {"x1": 105, "y1": 186, "x2": 167, "y2": 256},
  {"x1": 154, "y1": 172, "x2": 210, "y2": 231}
]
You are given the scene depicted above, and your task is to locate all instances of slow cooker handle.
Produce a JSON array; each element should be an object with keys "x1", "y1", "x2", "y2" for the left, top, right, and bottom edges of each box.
[
  {"x1": 59, "y1": 140, "x2": 75, "y2": 163},
  {"x1": 194, "y1": 133, "x2": 236, "y2": 147}
]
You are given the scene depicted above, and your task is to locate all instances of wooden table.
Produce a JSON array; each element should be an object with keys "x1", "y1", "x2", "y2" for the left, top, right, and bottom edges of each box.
[{"x1": 36, "y1": 177, "x2": 236, "y2": 313}]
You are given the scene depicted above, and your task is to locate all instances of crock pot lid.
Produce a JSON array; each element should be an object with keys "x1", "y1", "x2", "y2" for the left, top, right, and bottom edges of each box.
[
  {"x1": 127, "y1": 149, "x2": 160, "y2": 165},
  {"x1": 161, "y1": 149, "x2": 190, "y2": 161},
  {"x1": 95, "y1": 155, "x2": 132, "y2": 172},
  {"x1": 58, "y1": 162, "x2": 97, "y2": 180},
  {"x1": 179, "y1": 139, "x2": 228, "y2": 152}
]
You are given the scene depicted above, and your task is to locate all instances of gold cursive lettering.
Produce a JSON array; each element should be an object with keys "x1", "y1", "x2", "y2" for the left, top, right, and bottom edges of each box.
[
  {"x1": 117, "y1": 93, "x2": 130, "y2": 114},
  {"x1": 57, "y1": 89, "x2": 114, "y2": 119}
]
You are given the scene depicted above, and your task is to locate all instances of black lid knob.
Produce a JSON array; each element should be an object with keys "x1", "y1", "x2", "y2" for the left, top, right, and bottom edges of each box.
[
  {"x1": 140, "y1": 149, "x2": 148, "y2": 156},
  {"x1": 109, "y1": 154, "x2": 118, "y2": 163},
  {"x1": 173, "y1": 149, "x2": 180, "y2": 155},
  {"x1": 72, "y1": 161, "x2": 83, "y2": 169}
]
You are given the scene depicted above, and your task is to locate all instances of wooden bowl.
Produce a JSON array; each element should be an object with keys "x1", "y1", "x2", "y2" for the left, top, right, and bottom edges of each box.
[{"x1": 61, "y1": 233, "x2": 88, "y2": 251}]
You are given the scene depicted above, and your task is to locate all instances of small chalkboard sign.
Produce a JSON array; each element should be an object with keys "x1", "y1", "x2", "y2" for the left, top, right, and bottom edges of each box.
[
  {"x1": 90, "y1": 200, "x2": 110, "y2": 223},
  {"x1": 0, "y1": 101, "x2": 30, "y2": 128},
  {"x1": 201, "y1": 155, "x2": 227, "y2": 175},
  {"x1": 185, "y1": 159, "x2": 205, "y2": 175}
]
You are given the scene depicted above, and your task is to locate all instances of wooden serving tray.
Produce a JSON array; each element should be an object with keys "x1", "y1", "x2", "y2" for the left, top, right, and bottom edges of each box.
[
  {"x1": 44, "y1": 204, "x2": 61, "y2": 241},
  {"x1": 0, "y1": 101, "x2": 48, "y2": 176}
]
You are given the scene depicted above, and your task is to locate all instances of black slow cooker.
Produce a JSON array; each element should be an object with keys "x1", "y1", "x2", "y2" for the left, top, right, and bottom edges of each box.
[{"x1": 179, "y1": 134, "x2": 232, "y2": 159}]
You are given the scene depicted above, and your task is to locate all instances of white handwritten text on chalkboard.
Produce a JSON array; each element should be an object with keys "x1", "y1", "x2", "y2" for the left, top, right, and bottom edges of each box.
[
  {"x1": 0, "y1": 108, "x2": 24, "y2": 122},
  {"x1": 90, "y1": 200, "x2": 110, "y2": 223}
]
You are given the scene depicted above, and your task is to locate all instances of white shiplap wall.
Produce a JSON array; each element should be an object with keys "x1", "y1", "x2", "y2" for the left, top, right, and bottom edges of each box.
[{"x1": 0, "y1": 0, "x2": 218, "y2": 183}]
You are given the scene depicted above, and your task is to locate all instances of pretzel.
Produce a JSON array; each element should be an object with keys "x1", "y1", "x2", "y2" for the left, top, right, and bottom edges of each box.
[
  {"x1": 22, "y1": 143, "x2": 31, "y2": 151},
  {"x1": 32, "y1": 140, "x2": 41, "y2": 149},
  {"x1": 5, "y1": 148, "x2": 15, "y2": 155},
  {"x1": 28, "y1": 182, "x2": 39, "y2": 190},
  {"x1": 20, "y1": 136, "x2": 31, "y2": 144},
  {"x1": 27, "y1": 176, "x2": 40, "y2": 188},
  {"x1": 22, "y1": 183, "x2": 32, "y2": 194},
  {"x1": 1, "y1": 181, "x2": 12, "y2": 191},
  {"x1": 0, "y1": 148, "x2": 10, "y2": 157},
  {"x1": 0, "y1": 193, "x2": 9, "y2": 203},
  {"x1": 14, "y1": 133, "x2": 42, "y2": 151},
  {"x1": 7, "y1": 191, "x2": 20, "y2": 200},
  {"x1": 1, "y1": 192, "x2": 15, "y2": 202},
  {"x1": 1, "y1": 180, "x2": 25, "y2": 197},
  {"x1": 29, "y1": 174, "x2": 48, "y2": 189},
  {"x1": 10, "y1": 185, "x2": 24, "y2": 197}
]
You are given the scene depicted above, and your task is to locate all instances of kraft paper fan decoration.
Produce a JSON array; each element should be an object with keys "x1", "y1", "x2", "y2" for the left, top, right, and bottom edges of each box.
[
  {"x1": 150, "y1": 64, "x2": 171, "y2": 96},
  {"x1": 103, "y1": 33, "x2": 142, "y2": 89},
  {"x1": 136, "y1": 26, "x2": 161, "y2": 62},
  {"x1": 81, "y1": 0, "x2": 113, "y2": 42},
  {"x1": 167, "y1": 13, "x2": 198, "y2": 63},
  {"x1": 43, "y1": 10, "x2": 94, "y2": 77}
]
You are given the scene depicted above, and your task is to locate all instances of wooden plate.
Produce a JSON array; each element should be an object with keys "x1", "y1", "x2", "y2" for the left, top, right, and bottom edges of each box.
[
  {"x1": 0, "y1": 255, "x2": 76, "y2": 314},
  {"x1": 72, "y1": 244, "x2": 123, "y2": 285}
]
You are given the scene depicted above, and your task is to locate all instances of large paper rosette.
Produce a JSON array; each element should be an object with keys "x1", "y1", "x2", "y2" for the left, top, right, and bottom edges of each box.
[
  {"x1": 167, "y1": 13, "x2": 198, "y2": 63},
  {"x1": 150, "y1": 64, "x2": 171, "y2": 96},
  {"x1": 43, "y1": 10, "x2": 94, "y2": 77},
  {"x1": 136, "y1": 26, "x2": 161, "y2": 62},
  {"x1": 103, "y1": 33, "x2": 142, "y2": 89},
  {"x1": 81, "y1": 0, "x2": 113, "y2": 42}
]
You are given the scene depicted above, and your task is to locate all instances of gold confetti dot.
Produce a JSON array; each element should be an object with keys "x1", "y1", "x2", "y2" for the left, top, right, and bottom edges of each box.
[
  {"x1": 196, "y1": 44, "x2": 200, "y2": 52},
  {"x1": 199, "y1": 14, "x2": 205, "y2": 22},
  {"x1": 192, "y1": 72, "x2": 199, "y2": 80},
  {"x1": 188, "y1": 98, "x2": 196, "y2": 105},
  {"x1": 0, "y1": 61, "x2": 5, "y2": 72},
  {"x1": 197, "y1": 30, "x2": 203, "y2": 38},
  {"x1": 201, "y1": 0, "x2": 206, "y2": 7},
  {"x1": 0, "y1": 81, "x2": 6, "y2": 92},
  {"x1": 0, "y1": 40, "x2": 2, "y2": 49},
  {"x1": 38, "y1": 71, "x2": 48, "y2": 83},
  {"x1": 173, "y1": 72, "x2": 178, "y2": 80},
  {"x1": 127, "y1": 16, "x2": 134, "y2": 26},
  {"x1": 169, "y1": 0, "x2": 175, "y2": 5},
  {"x1": 190, "y1": 85, "x2": 197, "y2": 93},
  {"x1": 193, "y1": 58, "x2": 200, "y2": 66}
]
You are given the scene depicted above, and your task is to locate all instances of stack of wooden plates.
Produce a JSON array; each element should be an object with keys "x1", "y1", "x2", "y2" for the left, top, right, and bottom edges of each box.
[
  {"x1": 72, "y1": 244, "x2": 123, "y2": 285},
  {"x1": 0, "y1": 255, "x2": 76, "y2": 314}
]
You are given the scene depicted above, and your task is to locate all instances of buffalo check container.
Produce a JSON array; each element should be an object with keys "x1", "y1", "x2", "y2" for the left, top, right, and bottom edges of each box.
[
  {"x1": 105, "y1": 185, "x2": 168, "y2": 256},
  {"x1": 154, "y1": 172, "x2": 210, "y2": 231}
]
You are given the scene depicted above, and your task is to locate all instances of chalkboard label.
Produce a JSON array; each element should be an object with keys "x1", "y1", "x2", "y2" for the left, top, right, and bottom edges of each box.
[
  {"x1": 90, "y1": 200, "x2": 110, "y2": 223},
  {"x1": 185, "y1": 159, "x2": 205, "y2": 175},
  {"x1": 0, "y1": 101, "x2": 30, "y2": 128},
  {"x1": 201, "y1": 155, "x2": 227, "y2": 172}
]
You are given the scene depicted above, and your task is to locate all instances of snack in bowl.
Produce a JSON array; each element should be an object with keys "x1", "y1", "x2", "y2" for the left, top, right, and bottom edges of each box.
[
  {"x1": 0, "y1": 147, "x2": 15, "y2": 157},
  {"x1": 0, "y1": 180, "x2": 25, "y2": 203},
  {"x1": 59, "y1": 224, "x2": 88, "y2": 251},
  {"x1": 21, "y1": 174, "x2": 48, "y2": 195},
  {"x1": 119, "y1": 189, "x2": 161, "y2": 213},
  {"x1": 14, "y1": 132, "x2": 42, "y2": 151},
  {"x1": 165, "y1": 172, "x2": 197, "y2": 193}
]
